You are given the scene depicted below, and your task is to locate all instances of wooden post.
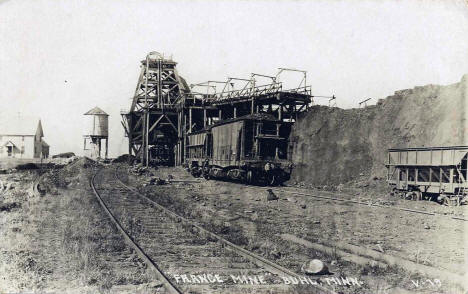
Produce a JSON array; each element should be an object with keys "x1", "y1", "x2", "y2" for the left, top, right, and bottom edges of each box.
[
  {"x1": 141, "y1": 114, "x2": 146, "y2": 164},
  {"x1": 189, "y1": 108, "x2": 192, "y2": 132},
  {"x1": 98, "y1": 139, "x2": 102, "y2": 159},
  {"x1": 128, "y1": 116, "x2": 133, "y2": 156},
  {"x1": 256, "y1": 123, "x2": 261, "y2": 157},
  {"x1": 240, "y1": 123, "x2": 245, "y2": 158},
  {"x1": 146, "y1": 112, "x2": 149, "y2": 166},
  {"x1": 275, "y1": 124, "x2": 280, "y2": 159},
  {"x1": 203, "y1": 108, "x2": 207, "y2": 128},
  {"x1": 105, "y1": 138, "x2": 108, "y2": 159}
]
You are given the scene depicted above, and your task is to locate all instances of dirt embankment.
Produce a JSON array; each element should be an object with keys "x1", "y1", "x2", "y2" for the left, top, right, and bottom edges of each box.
[{"x1": 290, "y1": 74, "x2": 468, "y2": 185}]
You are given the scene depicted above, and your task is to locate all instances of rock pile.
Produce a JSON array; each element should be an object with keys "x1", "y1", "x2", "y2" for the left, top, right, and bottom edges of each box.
[{"x1": 291, "y1": 75, "x2": 467, "y2": 185}]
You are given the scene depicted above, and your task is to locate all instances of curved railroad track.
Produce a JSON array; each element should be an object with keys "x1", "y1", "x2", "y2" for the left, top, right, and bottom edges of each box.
[{"x1": 90, "y1": 167, "x2": 336, "y2": 294}]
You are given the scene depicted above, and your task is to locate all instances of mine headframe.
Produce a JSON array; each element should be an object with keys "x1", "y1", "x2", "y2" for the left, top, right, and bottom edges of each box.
[{"x1": 121, "y1": 52, "x2": 189, "y2": 166}]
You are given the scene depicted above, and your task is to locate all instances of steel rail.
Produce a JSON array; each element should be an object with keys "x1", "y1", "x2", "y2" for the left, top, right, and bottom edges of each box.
[
  {"x1": 113, "y1": 170, "x2": 337, "y2": 294},
  {"x1": 224, "y1": 182, "x2": 467, "y2": 221},
  {"x1": 90, "y1": 169, "x2": 183, "y2": 294},
  {"x1": 280, "y1": 187, "x2": 468, "y2": 222}
]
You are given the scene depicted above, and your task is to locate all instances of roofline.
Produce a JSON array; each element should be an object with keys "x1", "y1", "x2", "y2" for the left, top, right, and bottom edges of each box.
[
  {"x1": 84, "y1": 106, "x2": 109, "y2": 116},
  {"x1": 84, "y1": 113, "x2": 109, "y2": 116},
  {"x1": 388, "y1": 146, "x2": 468, "y2": 152},
  {"x1": 0, "y1": 134, "x2": 35, "y2": 137}
]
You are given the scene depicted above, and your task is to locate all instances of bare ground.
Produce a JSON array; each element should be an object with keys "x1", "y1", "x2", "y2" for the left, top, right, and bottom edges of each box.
[
  {"x1": 126, "y1": 165, "x2": 467, "y2": 294},
  {"x1": 1, "y1": 161, "x2": 465, "y2": 294}
]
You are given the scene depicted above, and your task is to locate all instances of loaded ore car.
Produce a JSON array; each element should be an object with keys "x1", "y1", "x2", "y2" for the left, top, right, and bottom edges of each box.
[
  {"x1": 186, "y1": 113, "x2": 293, "y2": 185},
  {"x1": 386, "y1": 146, "x2": 468, "y2": 206}
]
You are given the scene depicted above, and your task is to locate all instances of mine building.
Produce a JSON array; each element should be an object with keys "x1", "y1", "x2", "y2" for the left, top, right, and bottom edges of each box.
[{"x1": 0, "y1": 118, "x2": 49, "y2": 158}]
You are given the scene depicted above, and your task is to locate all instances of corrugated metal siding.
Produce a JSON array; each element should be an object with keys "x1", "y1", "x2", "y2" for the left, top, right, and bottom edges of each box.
[
  {"x1": 188, "y1": 133, "x2": 206, "y2": 146},
  {"x1": 187, "y1": 133, "x2": 207, "y2": 159},
  {"x1": 212, "y1": 121, "x2": 243, "y2": 167}
]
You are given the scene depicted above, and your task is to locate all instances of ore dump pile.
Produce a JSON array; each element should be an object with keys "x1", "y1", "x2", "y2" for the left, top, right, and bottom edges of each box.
[{"x1": 291, "y1": 74, "x2": 467, "y2": 185}]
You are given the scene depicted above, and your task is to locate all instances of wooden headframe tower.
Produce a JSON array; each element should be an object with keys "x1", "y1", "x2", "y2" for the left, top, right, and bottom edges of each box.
[{"x1": 121, "y1": 52, "x2": 188, "y2": 166}]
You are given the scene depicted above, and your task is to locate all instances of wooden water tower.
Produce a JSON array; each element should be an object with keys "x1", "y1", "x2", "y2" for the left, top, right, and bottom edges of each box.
[{"x1": 83, "y1": 106, "x2": 109, "y2": 159}]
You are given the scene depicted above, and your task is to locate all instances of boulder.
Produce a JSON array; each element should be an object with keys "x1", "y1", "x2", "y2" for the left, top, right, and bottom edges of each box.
[{"x1": 301, "y1": 259, "x2": 329, "y2": 275}]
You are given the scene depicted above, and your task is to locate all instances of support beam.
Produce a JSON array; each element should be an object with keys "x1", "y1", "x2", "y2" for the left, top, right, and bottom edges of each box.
[
  {"x1": 165, "y1": 115, "x2": 178, "y2": 132},
  {"x1": 203, "y1": 109, "x2": 207, "y2": 128},
  {"x1": 148, "y1": 115, "x2": 165, "y2": 134},
  {"x1": 105, "y1": 138, "x2": 108, "y2": 159},
  {"x1": 189, "y1": 108, "x2": 193, "y2": 132}
]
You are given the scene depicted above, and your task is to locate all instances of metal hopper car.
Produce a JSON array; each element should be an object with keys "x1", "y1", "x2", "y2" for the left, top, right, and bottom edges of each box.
[
  {"x1": 386, "y1": 146, "x2": 468, "y2": 206},
  {"x1": 186, "y1": 113, "x2": 293, "y2": 185}
]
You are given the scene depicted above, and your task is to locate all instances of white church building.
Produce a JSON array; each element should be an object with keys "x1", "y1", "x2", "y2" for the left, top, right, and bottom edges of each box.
[{"x1": 0, "y1": 117, "x2": 49, "y2": 159}]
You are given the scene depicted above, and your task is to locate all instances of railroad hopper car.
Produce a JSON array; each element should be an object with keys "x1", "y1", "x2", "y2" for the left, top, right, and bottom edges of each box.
[
  {"x1": 186, "y1": 113, "x2": 293, "y2": 185},
  {"x1": 386, "y1": 146, "x2": 468, "y2": 206}
]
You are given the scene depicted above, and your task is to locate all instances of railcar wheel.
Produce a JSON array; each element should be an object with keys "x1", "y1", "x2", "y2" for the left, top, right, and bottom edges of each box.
[
  {"x1": 443, "y1": 196, "x2": 460, "y2": 206},
  {"x1": 443, "y1": 196, "x2": 450, "y2": 206}
]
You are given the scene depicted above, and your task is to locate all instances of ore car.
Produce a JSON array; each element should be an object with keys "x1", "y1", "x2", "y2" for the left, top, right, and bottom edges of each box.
[
  {"x1": 186, "y1": 113, "x2": 293, "y2": 185},
  {"x1": 386, "y1": 146, "x2": 468, "y2": 206}
]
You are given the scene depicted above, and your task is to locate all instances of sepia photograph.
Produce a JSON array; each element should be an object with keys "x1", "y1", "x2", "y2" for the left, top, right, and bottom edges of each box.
[{"x1": 0, "y1": 0, "x2": 467, "y2": 293}]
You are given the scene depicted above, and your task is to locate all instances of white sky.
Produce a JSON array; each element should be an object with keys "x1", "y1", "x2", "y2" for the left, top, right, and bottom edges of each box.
[{"x1": 1, "y1": 0, "x2": 467, "y2": 157}]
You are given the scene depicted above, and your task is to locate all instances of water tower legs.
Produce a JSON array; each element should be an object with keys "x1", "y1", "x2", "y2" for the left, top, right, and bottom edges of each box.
[
  {"x1": 105, "y1": 138, "x2": 108, "y2": 159},
  {"x1": 83, "y1": 136, "x2": 108, "y2": 159}
]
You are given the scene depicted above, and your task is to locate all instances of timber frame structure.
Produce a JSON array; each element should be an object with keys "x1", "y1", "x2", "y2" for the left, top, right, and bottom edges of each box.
[{"x1": 121, "y1": 52, "x2": 317, "y2": 167}]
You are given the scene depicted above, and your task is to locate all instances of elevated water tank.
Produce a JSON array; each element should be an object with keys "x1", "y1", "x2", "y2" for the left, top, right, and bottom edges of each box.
[{"x1": 83, "y1": 106, "x2": 109, "y2": 137}]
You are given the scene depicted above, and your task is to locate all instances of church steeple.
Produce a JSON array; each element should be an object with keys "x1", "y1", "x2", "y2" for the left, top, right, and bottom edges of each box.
[{"x1": 35, "y1": 119, "x2": 44, "y2": 138}]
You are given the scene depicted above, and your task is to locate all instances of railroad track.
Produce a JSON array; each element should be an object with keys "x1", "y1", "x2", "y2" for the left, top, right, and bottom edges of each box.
[
  {"x1": 220, "y1": 181, "x2": 467, "y2": 222},
  {"x1": 279, "y1": 187, "x2": 468, "y2": 221},
  {"x1": 91, "y1": 167, "x2": 336, "y2": 294}
]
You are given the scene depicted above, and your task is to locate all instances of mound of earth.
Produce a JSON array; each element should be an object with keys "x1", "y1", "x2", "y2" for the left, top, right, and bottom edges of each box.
[
  {"x1": 290, "y1": 74, "x2": 467, "y2": 185},
  {"x1": 39, "y1": 157, "x2": 99, "y2": 193},
  {"x1": 52, "y1": 152, "x2": 75, "y2": 159},
  {"x1": 112, "y1": 154, "x2": 135, "y2": 164}
]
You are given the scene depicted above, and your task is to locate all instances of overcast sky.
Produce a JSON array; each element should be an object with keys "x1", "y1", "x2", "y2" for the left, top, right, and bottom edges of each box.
[{"x1": 0, "y1": 0, "x2": 467, "y2": 157}]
